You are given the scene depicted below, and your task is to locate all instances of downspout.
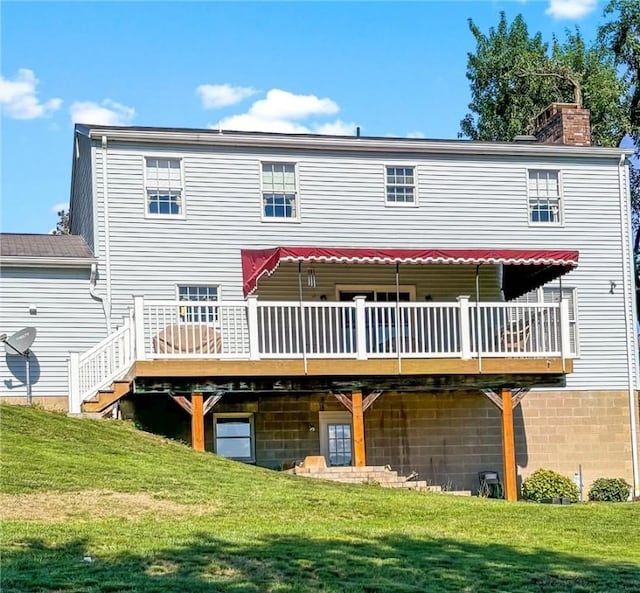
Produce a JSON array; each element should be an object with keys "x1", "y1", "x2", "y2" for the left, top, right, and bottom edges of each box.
[
  {"x1": 618, "y1": 152, "x2": 640, "y2": 496},
  {"x1": 101, "y1": 135, "x2": 113, "y2": 334},
  {"x1": 89, "y1": 263, "x2": 110, "y2": 331}
]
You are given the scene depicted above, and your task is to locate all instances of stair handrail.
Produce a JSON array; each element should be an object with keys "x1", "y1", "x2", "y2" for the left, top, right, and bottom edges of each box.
[{"x1": 68, "y1": 313, "x2": 135, "y2": 413}]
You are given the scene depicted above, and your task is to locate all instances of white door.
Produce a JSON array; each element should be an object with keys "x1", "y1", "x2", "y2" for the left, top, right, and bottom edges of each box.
[{"x1": 319, "y1": 411, "x2": 353, "y2": 467}]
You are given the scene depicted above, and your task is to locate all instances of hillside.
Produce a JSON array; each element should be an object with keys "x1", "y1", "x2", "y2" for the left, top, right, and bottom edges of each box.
[{"x1": 1, "y1": 405, "x2": 639, "y2": 593}]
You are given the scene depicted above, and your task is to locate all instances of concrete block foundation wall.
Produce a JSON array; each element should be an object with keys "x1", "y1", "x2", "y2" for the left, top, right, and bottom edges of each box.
[{"x1": 119, "y1": 389, "x2": 638, "y2": 494}]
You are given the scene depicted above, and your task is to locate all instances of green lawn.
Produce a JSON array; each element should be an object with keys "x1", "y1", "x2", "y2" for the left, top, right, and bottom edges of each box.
[{"x1": 1, "y1": 404, "x2": 638, "y2": 593}]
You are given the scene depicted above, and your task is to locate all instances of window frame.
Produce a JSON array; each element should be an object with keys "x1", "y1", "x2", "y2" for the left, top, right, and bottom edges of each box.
[
  {"x1": 175, "y1": 284, "x2": 220, "y2": 324},
  {"x1": 526, "y1": 168, "x2": 563, "y2": 226},
  {"x1": 143, "y1": 155, "x2": 186, "y2": 220},
  {"x1": 260, "y1": 161, "x2": 300, "y2": 222},
  {"x1": 384, "y1": 164, "x2": 418, "y2": 208},
  {"x1": 213, "y1": 413, "x2": 255, "y2": 462},
  {"x1": 511, "y1": 285, "x2": 579, "y2": 357},
  {"x1": 334, "y1": 284, "x2": 417, "y2": 301}
]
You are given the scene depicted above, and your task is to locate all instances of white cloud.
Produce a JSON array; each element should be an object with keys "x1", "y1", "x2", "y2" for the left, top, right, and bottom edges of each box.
[
  {"x1": 211, "y1": 88, "x2": 356, "y2": 136},
  {"x1": 407, "y1": 130, "x2": 426, "y2": 139},
  {"x1": 51, "y1": 202, "x2": 68, "y2": 214},
  {"x1": 69, "y1": 99, "x2": 135, "y2": 125},
  {"x1": 197, "y1": 84, "x2": 257, "y2": 108},
  {"x1": 250, "y1": 89, "x2": 339, "y2": 120},
  {"x1": 545, "y1": 0, "x2": 597, "y2": 19},
  {"x1": 0, "y1": 68, "x2": 62, "y2": 119}
]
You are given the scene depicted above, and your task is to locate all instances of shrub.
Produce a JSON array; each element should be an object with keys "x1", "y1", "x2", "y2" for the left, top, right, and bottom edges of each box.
[
  {"x1": 521, "y1": 469, "x2": 579, "y2": 503},
  {"x1": 588, "y1": 478, "x2": 631, "y2": 502}
]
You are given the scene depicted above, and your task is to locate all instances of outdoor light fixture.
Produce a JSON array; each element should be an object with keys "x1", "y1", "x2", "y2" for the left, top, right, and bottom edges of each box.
[{"x1": 610, "y1": 281, "x2": 617, "y2": 294}]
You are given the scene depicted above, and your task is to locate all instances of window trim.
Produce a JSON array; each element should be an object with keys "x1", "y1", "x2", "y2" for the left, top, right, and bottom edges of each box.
[
  {"x1": 334, "y1": 284, "x2": 417, "y2": 301},
  {"x1": 384, "y1": 164, "x2": 418, "y2": 208},
  {"x1": 175, "y1": 284, "x2": 220, "y2": 324},
  {"x1": 260, "y1": 160, "x2": 300, "y2": 223},
  {"x1": 143, "y1": 155, "x2": 186, "y2": 220},
  {"x1": 213, "y1": 413, "x2": 255, "y2": 462},
  {"x1": 526, "y1": 168, "x2": 563, "y2": 227}
]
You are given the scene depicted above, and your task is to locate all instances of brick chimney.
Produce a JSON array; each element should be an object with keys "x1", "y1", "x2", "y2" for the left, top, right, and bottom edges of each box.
[{"x1": 533, "y1": 102, "x2": 591, "y2": 147}]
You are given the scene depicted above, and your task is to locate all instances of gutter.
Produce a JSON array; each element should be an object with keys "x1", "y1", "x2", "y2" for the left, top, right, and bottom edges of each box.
[
  {"x1": 618, "y1": 152, "x2": 640, "y2": 497},
  {"x1": 0, "y1": 257, "x2": 96, "y2": 268},
  {"x1": 101, "y1": 135, "x2": 113, "y2": 333}
]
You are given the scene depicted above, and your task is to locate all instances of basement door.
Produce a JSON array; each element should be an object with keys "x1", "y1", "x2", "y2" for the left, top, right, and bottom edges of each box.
[{"x1": 319, "y1": 411, "x2": 353, "y2": 467}]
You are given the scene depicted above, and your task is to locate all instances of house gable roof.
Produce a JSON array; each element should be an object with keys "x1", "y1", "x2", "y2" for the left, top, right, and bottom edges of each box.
[{"x1": 0, "y1": 233, "x2": 95, "y2": 268}]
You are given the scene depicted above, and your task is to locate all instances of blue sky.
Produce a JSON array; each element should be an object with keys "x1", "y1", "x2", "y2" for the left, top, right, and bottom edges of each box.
[{"x1": 1, "y1": 0, "x2": 605, "y2": 234}]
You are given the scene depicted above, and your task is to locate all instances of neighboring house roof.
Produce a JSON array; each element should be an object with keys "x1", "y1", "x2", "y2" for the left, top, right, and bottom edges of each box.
[{"x1": 0, "y1": 233, "x2": 95, "y2": 268}]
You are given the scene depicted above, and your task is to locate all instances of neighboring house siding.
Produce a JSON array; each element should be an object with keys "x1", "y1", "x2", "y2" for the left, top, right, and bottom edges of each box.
[
  {"x1": 0, "y1": 267, "x2": 106, "y2": 398},
  {"x1": 91, "y1": 142, "x2": 630, "y2": 391},
  {"x1": 69, "y1": 133, "x2": 96, "y2": 251}
]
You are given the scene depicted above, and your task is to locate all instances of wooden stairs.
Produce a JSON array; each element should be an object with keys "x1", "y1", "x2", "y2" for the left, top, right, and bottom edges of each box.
[{"x1": 81, "y1": 379, "x2": 133, "y2": 414}]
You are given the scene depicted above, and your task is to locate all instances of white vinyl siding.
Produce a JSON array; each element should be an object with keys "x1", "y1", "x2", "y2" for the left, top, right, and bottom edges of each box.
[
  {"x1": 528, "y1": 169, "x2": 561, "y2": 224},
  {"x1": 145, "y1": 157, "x2": 184, "y2": 217},
  {"x1": 0, "y1": 267, "x2": 106, "y2": 398},
  {"x1": 93, "y1": 141, "x2": 631, "y2": 390}
]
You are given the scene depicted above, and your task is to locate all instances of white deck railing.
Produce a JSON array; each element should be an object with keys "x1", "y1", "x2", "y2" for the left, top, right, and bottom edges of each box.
[
  {"x1": 135, "y1": 296, "x2": 571, "y2": 362},
  {"x1": 69, "y1": 295, "x2": 572, "y2": 412}
]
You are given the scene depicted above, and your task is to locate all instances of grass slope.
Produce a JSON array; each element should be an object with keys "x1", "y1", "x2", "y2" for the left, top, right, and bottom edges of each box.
[{"x1": 1, "y1": 404, "x2": 639, "y2": 593}]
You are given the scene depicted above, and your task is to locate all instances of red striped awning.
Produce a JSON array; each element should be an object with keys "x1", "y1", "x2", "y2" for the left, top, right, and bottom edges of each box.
[{"x1": 241, "y1": 247, "x2": 579, "y2": 300}]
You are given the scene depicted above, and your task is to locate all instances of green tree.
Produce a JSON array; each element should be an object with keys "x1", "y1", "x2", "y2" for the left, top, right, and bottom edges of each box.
[
  {"x1": 460, "y1": 12, "x2": 629, "y2": 148},
  {"x1": 52, "y1": 209, "x2": 70, "y2": 235}
]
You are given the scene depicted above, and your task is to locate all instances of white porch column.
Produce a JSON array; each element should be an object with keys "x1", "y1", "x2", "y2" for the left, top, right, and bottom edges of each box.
[
  {"x1": 354, "y1": 296, "x2": 368, "y2": 360},
  {"x1": 68, "y1": 352, "x2": 81, "y2": 414},
  {"x1": 246, "y1": 296, "x2": 260, "y2": 361},
  {"x1": 133, "y1": 295, "x2": 147, "y2": 361},
  {"x1": 457, "y1": 295, "x2": 472, "y2": 360}
]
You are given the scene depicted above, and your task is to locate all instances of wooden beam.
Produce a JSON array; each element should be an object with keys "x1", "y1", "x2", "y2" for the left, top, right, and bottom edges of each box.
[
  {"x1": 203, "y1": 393, "x2": 223, "y2": 415},
  {"x1": 191, "y1": 392, "x2": 205, "y2": 452},
  {"x1": 332, "y1": 391, "x2": 353, "y2": 413},
  {"x1": 362, "y1": 390, "x2": 384, "y2": 413},
  {"x1": 501, "y1": 387, "x2": 518, "y2": 502},
  {"x1": 352, "y1": 390, "x2": 366, "y2": 467},
  {"x1": 512, "y1": 388, "x2": 530, "y2": 408},
  {"x1": 480, "y1": 388, "x2": 503, "y2": 410},
  {"x1": 170, "y1": 394, "x2": 192, "y2": 414}
]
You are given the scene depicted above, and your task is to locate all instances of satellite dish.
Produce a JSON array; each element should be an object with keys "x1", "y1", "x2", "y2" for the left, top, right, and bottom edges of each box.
[
  {"x1": 1, "y1": 327, "x2": 36, "y2": 405},
  {"x1": 2, "y1": 327, "x2": 36, "y2": 355}
]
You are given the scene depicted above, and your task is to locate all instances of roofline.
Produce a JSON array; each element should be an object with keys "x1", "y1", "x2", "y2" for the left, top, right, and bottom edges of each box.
[
  {"x1": 75, "y1": 124, "x2": 635, "y2": 159},
  {"x1": 0, "y1": 256, "x2": 96, "y2": 269}
]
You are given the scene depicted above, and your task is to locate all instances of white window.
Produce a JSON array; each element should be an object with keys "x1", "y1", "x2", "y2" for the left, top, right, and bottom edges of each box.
[
  {"x1": 543, "y1": 286, "x2": 578, "y2": 355},
  {"x1": 177, "y1": 285, "x2": 218, "y2": 323},
  {"x1": 213, "y1": 414, "x2": 254, "y2": 462},
  {"x1": 528, "y1": 170, "x2": 561, "y2": 224},
  {"x1": 512, "y1": 286, "x2": 578, "y2": 355},
  {"x1": 385, "y1": 166, "x2": 416, "y2": 205},
  {"x1": 145, "y1": 157, "x2": 183, "y2": 217},
  {"x1": 262, "y1": 162, "x2": 298, "y2": 220}
]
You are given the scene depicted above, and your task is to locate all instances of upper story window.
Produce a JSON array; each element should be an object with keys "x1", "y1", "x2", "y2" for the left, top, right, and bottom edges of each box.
[
  {"x1": 262, "y1": 162, "x2": 298, "y2": 220},
  {"x1": 145, "y1": 157, "x2": 183, "y2": 217},
  {"x1": 385, "y1": 166, "x2": 416, "y2": 205},
  {"x1": 528, "y1": 170, "x2": 561, "y2": 224},
  {"x1": 177, "y1": 285, "x2": 218, "y2": 323}
]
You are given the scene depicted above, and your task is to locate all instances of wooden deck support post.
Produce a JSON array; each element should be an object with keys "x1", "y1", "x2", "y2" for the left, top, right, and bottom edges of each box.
[
  {"x1": 501, "y1": 387, "x2": 517, "y2": 501},
  {"x1": 352, "y1": 390, "x2": 366, "y2": 467},
  {"x1": 191, "y1": 391, "x2": 205, "y2": 452}
]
